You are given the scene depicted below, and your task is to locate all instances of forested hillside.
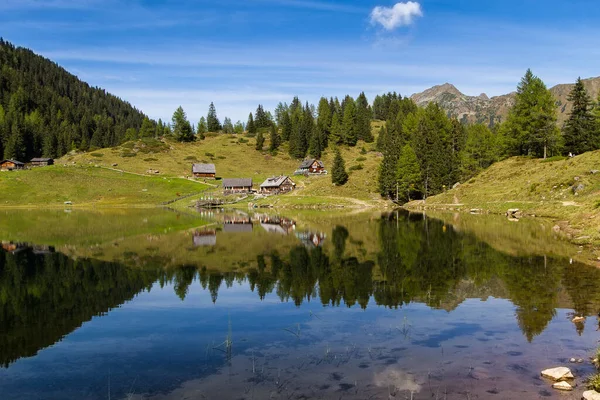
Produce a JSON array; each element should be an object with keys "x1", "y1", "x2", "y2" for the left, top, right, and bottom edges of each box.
[{"x1": 0, "y1": 39, "x2": 158, "y2": 160}]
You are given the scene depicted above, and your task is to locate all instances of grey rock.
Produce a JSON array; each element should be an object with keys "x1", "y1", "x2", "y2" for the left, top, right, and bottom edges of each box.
[{"x1": 540, "y1": 367, "x2": 574, "y2": 381}]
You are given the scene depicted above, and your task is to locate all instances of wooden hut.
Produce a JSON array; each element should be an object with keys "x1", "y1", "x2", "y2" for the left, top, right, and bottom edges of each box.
[
  {"x1": 0, "y1": 160, "x2": 25, "y2": 171},
  {"x1": 192, "y1": 163, "x2": 216, "y2": 178},
  {"x1": 30, "y1": 158, "x2": 54, "y2": 167},
  {"x1": 296, "y1": 159, "x2": 326, "y2": 174},
  {"x1": 259, "y1": 176, "x2": 296, "y2": 194},
  {"x1": 222, "y1": 178, "x2": 253, "y2": 194}
]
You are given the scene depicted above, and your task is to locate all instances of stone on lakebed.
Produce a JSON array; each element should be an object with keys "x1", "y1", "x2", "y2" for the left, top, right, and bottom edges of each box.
[
  {"x1": 552, "y1": 381, "x2": 573, "y2": 391},
  {"x1": 540, "y1": 367, "x2": 574, "y2": 381},
  {"x1": 583, "y1": 390, "x2": 600, "y2": 400}
]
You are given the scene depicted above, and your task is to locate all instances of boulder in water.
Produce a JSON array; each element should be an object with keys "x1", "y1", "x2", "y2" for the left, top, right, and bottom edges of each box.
[{"x1": 540, "y1": 367, "x2": 574, "y2": 381}]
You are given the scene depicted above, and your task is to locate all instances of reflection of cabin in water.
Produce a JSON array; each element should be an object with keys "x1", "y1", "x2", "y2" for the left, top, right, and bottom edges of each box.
[
  {"x1": 259, "y1": 215, "x2": 296, "y2": 235},
  {"x1": 223, "y1": 213, "x2": 253, "y2": 233},
  {"x1": 0, "y1": 160, "x2": 25, "y2": 171},
  {"x1": 193, "y1": 229, "x2": 217, "y2": 246},
  {"x1": 222, "y1": 178, "x2": 253, "y2": 194},
  {"x1": 296, "y1": 232, "x2": 326, "y2": 247},
  {"x1": 1, "y1": 241, "x2": 28, "y2": 254},
  {"x1": 259, "y1": 176, "x2": 295, "y2": 194}
]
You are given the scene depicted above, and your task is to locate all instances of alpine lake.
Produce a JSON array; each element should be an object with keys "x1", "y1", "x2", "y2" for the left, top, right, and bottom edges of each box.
[{"x1": 0, "y1": 207, "x2": 599, "y2": 400}]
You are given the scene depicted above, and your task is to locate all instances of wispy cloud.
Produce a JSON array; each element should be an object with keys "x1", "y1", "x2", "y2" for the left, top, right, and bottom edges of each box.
[{"x1": 370, "y1": 1, "x2": 423, "y2": 30}]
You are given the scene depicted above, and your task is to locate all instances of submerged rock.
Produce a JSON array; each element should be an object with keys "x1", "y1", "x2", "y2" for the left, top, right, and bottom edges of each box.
[
  {"x1": 572, "y1": 316, "x2": 586, "y2": 323},
  {"x1": 540, "y1": 367, "x2": 574, "y2": 381},
  {"x1": 583, "y1": 390, "x2": 600, "y2": 400},
  {"x1": 552, "y1": 381, "x2": 573, "y2": 391}
]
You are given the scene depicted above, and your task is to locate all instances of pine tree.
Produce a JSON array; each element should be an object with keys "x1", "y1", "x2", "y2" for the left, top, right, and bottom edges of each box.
[
  {"x1": 281, "y1": 111, "x2": 292, "y2": 141},
  {"x1": 269, "y1": 124, "x2": 281, "y2": 151},
  {"x1": 329, "y1": 111, "x2": 343, "y2": 145},
  {"x1": 355, "y1": 92, "x2": 373, "y2": 142},
  {"x1": 247, "y1": 113, "x2": 256, "y2": 136},
  {"x1": 172, "y1": 106, "x2": 195, "y2": 142},
  {"x1": 255, "y1": 130, "x2": 264, "y2": 151},
  {"x1": 139, "y1": 117, "x2": 154, "y2": 138},
  {"x1": 234, "y1": 121, "x2": 244, "y2": 135},
  {"x1": 500, "y1": 69, "x2": 559, "y2": 158},
  {"x1": 396, "y1": 144, "x2": 421, "y2": 202},
  {"x1": 331, "y1": 148, "x2": 348, "y2": 186},
  {"x1": 563, "y1": 77, "x2": 597, "y2": 154},
  {"x1": 197, "y1": 117, "x2": 207, "y2": 139},
  {"x1": 255, "y1": 104, "x2": 270, "y2": 129},
  {"x1": 376, "y1": 126, "x2": 386, "y2": 152},
  {"x1": 309, "y1": 125, "x2": 323, "y2": 158},
  {"x1": 342, "y1": 97, "x2": 357, "y2": 146},
  {"x1": 316, "y1": 97, "x2": 332, "y2": 147},
  {"x1": 222, "y1": 117, "x2": 234, "y2": 134},
  {"x1": 460, "y1": 124, "x2": 497, "y2": 179},
  {"x1": 207, "y1": 102, "x2": 221, "y2": 132}
]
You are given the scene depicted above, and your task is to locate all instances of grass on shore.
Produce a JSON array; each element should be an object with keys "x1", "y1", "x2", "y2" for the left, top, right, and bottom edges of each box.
[
  {"x1": 0, "y1": 165, "x2": 208, "y2": 207},
  {"x1": 406, "y1": 151, "x2": 600, "y2": 245}
]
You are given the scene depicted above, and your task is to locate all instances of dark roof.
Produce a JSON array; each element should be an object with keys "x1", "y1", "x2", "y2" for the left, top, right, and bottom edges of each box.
[
  {"x1": 30, "y1": 158, "x2": 53, "y2": 162},
  {"x1": 0, "y1": 159, "x2": 24, "y2": 165},
  {"x1": 260, "y1": 176, "x2": 295, "y2": 188},
  {"x1": 192, "y1": 163, "x2": 216, "y2": 174},
  {"x1": 299, "y1": 159, "x2": 324, "y2": 169},
  {"x1": 222, "y1": 178, "x2": 253, "y2": 188}
]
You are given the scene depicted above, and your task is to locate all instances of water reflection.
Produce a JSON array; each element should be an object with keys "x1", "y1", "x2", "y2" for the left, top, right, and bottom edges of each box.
[{"x1": 1, "y1": 210, "x2": 600, "y2": 399}]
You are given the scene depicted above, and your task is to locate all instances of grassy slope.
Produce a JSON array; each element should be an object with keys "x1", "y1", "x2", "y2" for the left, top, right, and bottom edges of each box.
[
  {"x1": 62, "y1": 125, "x2": 390, "y2": 208},
  {"x1": 406, "y1": 151, "x2": 600, "y2": 245},
  {"x1": 0, "y1": 165, "x2": 208, "y2": 207}
]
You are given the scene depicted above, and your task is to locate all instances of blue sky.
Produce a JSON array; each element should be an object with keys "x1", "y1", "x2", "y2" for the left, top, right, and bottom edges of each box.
[{"x1": 1, "y1": 0, "x2": 599, "y2": 124}]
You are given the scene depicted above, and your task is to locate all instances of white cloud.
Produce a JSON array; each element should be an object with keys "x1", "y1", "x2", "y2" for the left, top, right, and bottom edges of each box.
[{"x1": 370, "y1": 1, "x2": 423, "y2": 31}]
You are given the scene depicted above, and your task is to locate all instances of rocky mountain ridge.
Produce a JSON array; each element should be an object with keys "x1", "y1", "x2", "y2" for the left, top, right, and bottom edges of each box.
[{"x1": 410, "y1": 76, "x2": 600, "y2": 126}]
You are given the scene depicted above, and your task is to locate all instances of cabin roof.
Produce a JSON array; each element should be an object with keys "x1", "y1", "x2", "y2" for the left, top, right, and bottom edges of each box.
[
  {"x1": 222, "y1": 178, "x2": 253, "y2": 188},
  {"x1": 192, "y1": 163, "x2": 216, "y2": 174},
  {"x1": 30, "y1": 158, "x2": 53, "y2": 162},
  {"x1": 223, "y1": 223, "x2": 253, "y2": 233},
  {"x1": 0, "y1": 159, "x2": 25, "y2": 165},
  {"x1": 260, "y1": 176, "x2": 295, "y2": 188},
  {"x1": 298, "y1": 159, "x2": 324, "y2": 169}
]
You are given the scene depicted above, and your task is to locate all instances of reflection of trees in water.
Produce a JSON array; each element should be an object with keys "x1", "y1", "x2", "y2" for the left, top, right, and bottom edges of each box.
[{"x1": 4, "y1": 212, "x2": 600, "y2": 366}]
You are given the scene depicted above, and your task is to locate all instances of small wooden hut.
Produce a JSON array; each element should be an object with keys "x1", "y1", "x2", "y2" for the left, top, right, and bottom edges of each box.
[
  {"x1": 0, "y1": 160, "x2": 25, "y2": 171},
  {"x1": 192, "y1": 163, "x2": 216, "y2": 178}
]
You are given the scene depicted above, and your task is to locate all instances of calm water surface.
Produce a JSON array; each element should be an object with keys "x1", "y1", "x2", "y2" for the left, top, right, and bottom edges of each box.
[{"x1": 0, "y1": 209, "x2": 599, "y2": 399}]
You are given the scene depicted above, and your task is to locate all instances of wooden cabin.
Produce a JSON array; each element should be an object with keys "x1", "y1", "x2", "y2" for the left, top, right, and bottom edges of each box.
[
  {"x1": 0, "y1": 160, "x2": 25, "y2": 171},
  {"x1": 259, "y1": 176, "x2": 296, "y2": 194},
  {"x1": 222, "y1": 178, "x2": 253, "y2": 194},
  {"x1": 296, "y1": 159, "x2": 326, "y2": 174},
  {"x1": 30, "y1": 158, "x2": 54, "y2": 167},
  {"x1": 192, "y1": 163, "x2": 216, "y2": 178}
]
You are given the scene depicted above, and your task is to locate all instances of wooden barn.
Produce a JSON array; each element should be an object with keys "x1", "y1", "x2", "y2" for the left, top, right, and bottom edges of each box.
[
  {"x1": 259, "y1": 176, "x2": 296, "y2": 194},
  {"x1": 296, "y1": 159, "x2": 326, "y2": 174},
  {"x1": 192, "y1": 163, "x2": 216, "y2": 178},
  {"x1": 0, "y1": 160, "x2": 25, "y2": 171},
  {"x1": 30, "y1": 158, "x2": 54, "y2": 167},
  {"x1": 222, "y1": 178, "x2": 253, "y2": 194}
]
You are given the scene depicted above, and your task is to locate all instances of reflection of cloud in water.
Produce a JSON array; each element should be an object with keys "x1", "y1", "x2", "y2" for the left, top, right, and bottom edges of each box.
[{"x1": 373, "y1": 366, "x2": 421, "y2": 393}]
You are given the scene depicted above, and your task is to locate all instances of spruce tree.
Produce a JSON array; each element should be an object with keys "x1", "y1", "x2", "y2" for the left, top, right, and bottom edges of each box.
[
  {"x1": 500, "y1": 69, "x2": 559, "y2": 158},
  {"x1": 342, "y1": 97, "x2": 357, "y2": 146},
  {"x1": 376, "y1": 126, "x2": 386, "y2": 152},
  {"x1": 139, "y1": 117, "x2": 155, "y2": 138},
  {"x1": 309, "y1": 125, "x2": 323, "y2": 158},
  {"x1": 255, "y1": 130, "x2": 264, "y2": 151},
  {"x1": 255, "y1": 104, "x2": 270, "y2": 129},
  {"x1": 207, "y1": 102, "x2": 221, "y2": 132},
  {"x1": 316, "y1": 97, "x2": 332, "y2": 147},
  {"x1": 172, "y1": 106, "x2": 195, "y2": 142},
  {"x1": 329, "y1": 111, "x2": 343, "y2": 145},
  {"x1": 331, "y1": 148, "x2": 349, "y2": 186},
  {"x1": 269, "y1": 124, "x2": 281, "y2": 151},
  {"x1": 563, "y1": 77, "x2": 596, "y2": 154},
  {"x1": 197, "y1": 117, "x2": 207, "y2": 139},
  {"x1": 355, "y1": 92, "x2": 373, "y2": 142},
  {"x1": 222, "y1": 117, "x2": 234, "y2": 134},
  {"x1": 281, "y1": 111, "x2": 292, "y2": 141},
  {"x1": 396, "y1": 144, "x2": 421, "y2": 202},
  {"x1": 234, "y1": 121, "x2": 244, "y2": 135},
  {"x1": 247, "y1": 113, "x2": 256, "y2": 136}
]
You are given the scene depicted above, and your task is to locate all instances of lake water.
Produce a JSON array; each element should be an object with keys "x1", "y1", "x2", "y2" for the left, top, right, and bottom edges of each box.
[{"x1": 0, "y1": 208, "x2": 599, "y2": 399}]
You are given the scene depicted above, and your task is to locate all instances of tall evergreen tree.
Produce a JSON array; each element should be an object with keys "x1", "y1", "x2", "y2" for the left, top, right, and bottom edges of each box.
[
  {"x1": 309, "y1": 125, "x2": 324, "y2": 158},
  {"x1": 331, "y1": 148, "x2": 349, "y2": 186},
  {"x1": 207, "y1": 102, "x2": 221, "y2": 132},
  {"x1": 500, "y1": 69, "x2": 559, "y2": 158},
  {"x1": 563, "y1": 77, "x2": 597, "y2": 154},
  {"x1": 316, "y1": 97, "x2": 332, "y2": 147},
  {"x1": 247, "y1": 113, "x2": 256, "y2": 136},
  {"x1": 254, "y1": 104, "x2": 271, "y2": 129},
  {"x1": 139, "y1": 117, "x2": 155, "y2": 138},
  {"x1": 281, "y1": 111, "x2": 292, "y2": 141},
  {"x1": 342, "y1": 96, "x2": 357, "y2": 146},
  {"x1": 255, "y1": 130, "x2": 265, "y2": 151},
  {"x1": 329, "y1": 111, "x2": 343, "y2": 145},
  {"x1": 172, "y1": 106, "x2": 195, "y2": 142},
  {"x1": 269, "y1": 124, "x2": 281, "y2": 151},
  {"x1": 222, "y1": 117, "x2": 234, "y2": 134},
  {"x1": 355, "y1": 92, "x2": 373, "y2": 142},
  {"x1": 396, "y1": 144, "x2": 421, "y2": 202},
  {"x1": 460, "y1": 124, "x2": 497, "y2": 179},
  {"x1": 197, "y1": 117, "x2": 207, "y2": 139}
]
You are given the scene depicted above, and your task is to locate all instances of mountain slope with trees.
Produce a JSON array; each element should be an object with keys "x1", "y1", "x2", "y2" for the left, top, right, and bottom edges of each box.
[{"x1": 0, "y1": 39, "x2": 159, "y2": 161}]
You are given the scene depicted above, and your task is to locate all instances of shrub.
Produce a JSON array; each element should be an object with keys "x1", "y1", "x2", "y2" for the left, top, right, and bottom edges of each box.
[
  {"x1": 217, "y1": 156, "x2": 226, "y2": 159},
  {"x1": 184, "y1": 155, "x2": 198, "y2": 161},
  {"x1": 121, "y1": 152, "x2": 137, "y2": 158},
  {"x1": 349, "y1": 164, "x2": 363, "y2": 171},
  {"x1": 144, "y1": 157, "x2": 158, "y2": 162},
  {"x1": 356, "y1": 156, "x2": 367, "y2": 162},
  {"x1": 360, "y1": 147, "x2": 367, "y2": 155},
  {"x1": 90, "y1": 153, "x2": 103, "y2": 157},
  {"x1": 588, "y1": 373, "x2": 600, "y2": 392},
  {"x1": 238, "y1": 138, "x2": 249, "y2": 144},
  {"x1": 204, "y1": 152, "x2": 215, "y2": 158}
]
